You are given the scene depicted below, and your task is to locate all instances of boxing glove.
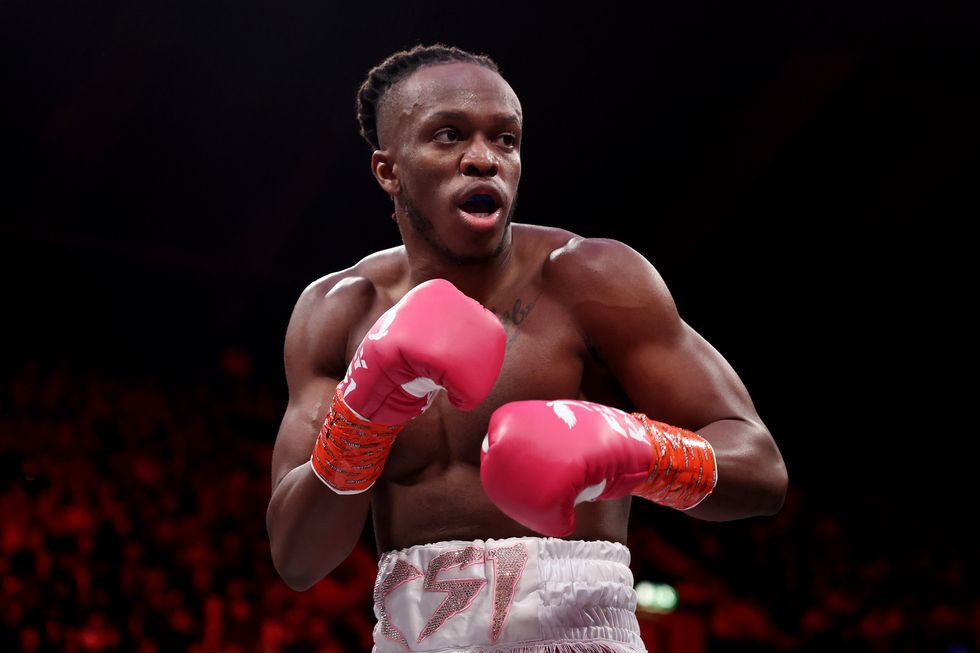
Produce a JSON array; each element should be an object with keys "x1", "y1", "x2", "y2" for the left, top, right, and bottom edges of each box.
[
  {"x1": 480, "y1": 399, "x2": 717, "y2": 536},
  {"x1": 313, "y1": 279, "x2": 506, "y2": 494}
]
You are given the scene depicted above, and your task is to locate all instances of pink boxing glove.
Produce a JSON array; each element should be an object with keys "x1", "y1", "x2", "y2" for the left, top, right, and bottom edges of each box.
[
  {"x1": 339, "y1": 278, "x2": 506, "y2": 425},
  {"x1": 312, "y1": 279, "x2": 506, "y2": 494},
  {"x1": 480, "y1": 399, "x2": 717, "y2": 536}
]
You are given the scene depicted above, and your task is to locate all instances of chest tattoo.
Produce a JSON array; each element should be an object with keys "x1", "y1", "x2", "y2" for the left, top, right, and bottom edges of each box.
[{"x1": 489, "y1": 294, "x2": 540, "y2": 345}]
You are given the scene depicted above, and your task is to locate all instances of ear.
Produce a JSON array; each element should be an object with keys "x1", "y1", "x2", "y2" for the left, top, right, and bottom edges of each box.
[{"x1": 371, "y1": 150, "x2": 400, "y2": 196}]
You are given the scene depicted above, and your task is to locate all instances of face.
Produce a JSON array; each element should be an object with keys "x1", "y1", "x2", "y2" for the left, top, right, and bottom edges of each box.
[{"x1": 373, "y1": 62, "x2": 523, "y2": 265}]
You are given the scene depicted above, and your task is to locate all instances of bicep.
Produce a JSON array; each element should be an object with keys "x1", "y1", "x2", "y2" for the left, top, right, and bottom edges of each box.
[
  {"x1": 566, "y1": 239, "x2": 761, "y2": 430},
  {"x1": 271, "y1": 375, "x2": 340, "y2": 491},
  {"x1": 609, "y1": 320, "x2": 761, "y2": 431},
  {"x1": 270, "y1": 275, "x2": 373, "y2": 491}
]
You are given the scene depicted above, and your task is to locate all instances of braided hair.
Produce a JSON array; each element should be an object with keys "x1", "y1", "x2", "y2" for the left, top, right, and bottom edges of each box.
[{"x1": 355, "y1": 44, "x2": 500, "y2": 150}]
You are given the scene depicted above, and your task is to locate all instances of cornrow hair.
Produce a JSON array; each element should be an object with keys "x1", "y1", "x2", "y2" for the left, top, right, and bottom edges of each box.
[{"x1": 356, "y1": 44, "x2": 500, "y2": 150}]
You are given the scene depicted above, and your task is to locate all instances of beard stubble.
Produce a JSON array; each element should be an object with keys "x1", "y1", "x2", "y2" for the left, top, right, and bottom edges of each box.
[{"x1": 400, "y1": 192, "x2": 517, "y2": 266}]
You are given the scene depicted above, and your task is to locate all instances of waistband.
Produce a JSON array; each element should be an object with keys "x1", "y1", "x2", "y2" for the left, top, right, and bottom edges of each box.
[{"x1": 372, "y1": 537, "x2": 645, "y2": 653}]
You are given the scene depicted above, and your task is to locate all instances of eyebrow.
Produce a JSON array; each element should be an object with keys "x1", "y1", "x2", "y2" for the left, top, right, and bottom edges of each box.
[{"x1": 430, "y1": 110, "x2": 521, "y2": 125}]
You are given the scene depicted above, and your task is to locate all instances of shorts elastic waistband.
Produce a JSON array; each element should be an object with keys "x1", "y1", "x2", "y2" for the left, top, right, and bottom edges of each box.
[{"x1": 372, "y1": 537, "x2": 644, "y2": 653}]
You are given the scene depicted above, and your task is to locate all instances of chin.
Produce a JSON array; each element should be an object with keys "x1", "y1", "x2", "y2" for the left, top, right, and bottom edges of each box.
[
  {"x1": 448, "y1": 217, "x2": 514, "y2": 265},
  {"x1": 405, "y1": 201, "x2": 513, "y2": 265},
  {"x1": 441, "y1": 235, "x2": 509, "y2": 266}
]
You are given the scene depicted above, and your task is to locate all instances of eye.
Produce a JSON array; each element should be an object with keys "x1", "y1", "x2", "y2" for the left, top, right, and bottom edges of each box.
[
  {"x1": 496, "y1": 133, "x2": 517, "y2": 148},
  {"x1": 433, "y1": 128, "x2": 460, "y2": 143}
]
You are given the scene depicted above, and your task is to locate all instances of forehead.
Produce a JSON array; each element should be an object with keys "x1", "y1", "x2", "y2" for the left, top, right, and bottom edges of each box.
[{"x1": 381, "y1": 63, "x2": 522, "y2": 141}]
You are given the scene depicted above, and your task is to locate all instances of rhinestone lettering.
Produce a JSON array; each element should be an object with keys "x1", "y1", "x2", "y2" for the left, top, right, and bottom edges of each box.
[
  {"x1": 374, "y1": 556, "x2": 423, "y2": 649},
  {"x1": 417, "y1": 547, "x2": 488, "y2": 644},
  {"x1": 485, "y1": 543, "x2": 528, "y2": 642}
]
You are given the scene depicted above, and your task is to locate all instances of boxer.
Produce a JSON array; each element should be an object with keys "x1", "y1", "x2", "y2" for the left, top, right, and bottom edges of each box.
[{"x1": 267, "y1": 44, "x2": 788, "y2": 652}]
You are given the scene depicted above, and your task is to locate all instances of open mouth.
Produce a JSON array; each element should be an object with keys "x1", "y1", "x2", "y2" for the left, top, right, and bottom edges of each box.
[{"x1": 458, "y1": 194, "x2": 499, "y2": 218}]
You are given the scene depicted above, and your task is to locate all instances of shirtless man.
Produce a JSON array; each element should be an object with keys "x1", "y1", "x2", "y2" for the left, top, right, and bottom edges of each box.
[{"x1": 267, "y1": 44, "x2": 788, "y2": 653}]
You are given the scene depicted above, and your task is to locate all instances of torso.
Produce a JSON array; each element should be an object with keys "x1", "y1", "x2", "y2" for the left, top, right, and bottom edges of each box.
[{"x1": 338, "y1": 224, "x2": 633, "y2": 553}]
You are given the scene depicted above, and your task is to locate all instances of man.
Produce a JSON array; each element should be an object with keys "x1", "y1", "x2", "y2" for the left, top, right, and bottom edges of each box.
[{"x1": 267, "y1": 44, "x2": 787, "y2": 653}]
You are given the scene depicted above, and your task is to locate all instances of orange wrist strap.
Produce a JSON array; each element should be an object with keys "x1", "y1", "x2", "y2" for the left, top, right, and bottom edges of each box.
[
  {"x1": 630, "y1": 413, "x2": 718, "y2": 510},
  {"x1": 310, "y1": 387, "x2": 404, "y2": 494}
]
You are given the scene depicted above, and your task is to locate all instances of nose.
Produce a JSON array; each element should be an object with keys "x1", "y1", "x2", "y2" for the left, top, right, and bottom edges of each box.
[{"x1": 459, "y1": 137, "x2": 498, "y2": 177}]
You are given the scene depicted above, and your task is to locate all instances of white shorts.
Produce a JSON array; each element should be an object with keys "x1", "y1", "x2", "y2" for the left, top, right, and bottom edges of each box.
[{"x1": 372, "y1": 537, "x2": 646, "y2": 653}]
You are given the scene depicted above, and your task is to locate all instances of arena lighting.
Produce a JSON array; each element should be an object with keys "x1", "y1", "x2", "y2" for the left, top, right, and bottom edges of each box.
[{"x1": 635, "y1": 581, "x2": 678, "y2": 613}]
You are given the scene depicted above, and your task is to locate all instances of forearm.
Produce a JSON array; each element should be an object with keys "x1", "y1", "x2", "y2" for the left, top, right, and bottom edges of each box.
[
  {"x1": 680, "y1": 417, "x2": 787, "y2": 521},
  {"x1": 266, "y1": 461, "x2": 372, "y2": 591}
]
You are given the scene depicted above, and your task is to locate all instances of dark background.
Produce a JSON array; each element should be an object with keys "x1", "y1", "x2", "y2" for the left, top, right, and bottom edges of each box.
[{"x1": 2, "y1": 0, "x2": 977, "y2": 651}]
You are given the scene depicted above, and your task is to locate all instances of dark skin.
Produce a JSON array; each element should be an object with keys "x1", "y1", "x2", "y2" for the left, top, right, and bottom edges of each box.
[{"x1": 267, "y1": 63, "x2": 788, "y2": 592}]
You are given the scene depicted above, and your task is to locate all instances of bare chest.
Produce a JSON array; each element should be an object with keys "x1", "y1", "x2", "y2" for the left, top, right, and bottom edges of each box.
[{"x1": 353, "y1": 290, "x2": 586, "y2": 483}]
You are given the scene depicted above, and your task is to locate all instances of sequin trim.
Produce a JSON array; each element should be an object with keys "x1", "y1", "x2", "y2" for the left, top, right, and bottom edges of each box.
[
  {"x1": 374, "y1": 556, "x2": 423, "y2": 649},
  {"x1": 486, "y1": 542, "x2": 529, "y2": 642},
  {"x1": 372, "y1": 538, "x2": 645, "y2": 652},
  {"x1": 417, "y1": 547, "x2": 488, "y2": 643}
]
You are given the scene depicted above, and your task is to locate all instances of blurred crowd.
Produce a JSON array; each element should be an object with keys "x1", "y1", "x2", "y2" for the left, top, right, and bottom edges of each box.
[{"x1": 1, "y1": 356, "x2": 976, "y2": 652}]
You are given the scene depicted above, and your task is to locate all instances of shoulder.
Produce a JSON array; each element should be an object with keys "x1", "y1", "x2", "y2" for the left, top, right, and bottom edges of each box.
[
  {"x1": 285, "y1": 246, "x2": 407, "y2": 378},
  {"x1": 510, "y1": 223, "x2": 580, "y2": 279},
  {"x1": 293, "y1": 246, "x2": 406, "y2": 321},
  {"x1": 544, "y1": 237, "x2": 673, "y2": 308},
  {"x1": 542, "y1": 236, "x2": 681, "y2": 342}
]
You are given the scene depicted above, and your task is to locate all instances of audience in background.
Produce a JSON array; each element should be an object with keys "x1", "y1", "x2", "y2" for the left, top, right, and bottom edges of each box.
[{"x1": 1, "y1": 357, "x2": 975, "y2": 652}]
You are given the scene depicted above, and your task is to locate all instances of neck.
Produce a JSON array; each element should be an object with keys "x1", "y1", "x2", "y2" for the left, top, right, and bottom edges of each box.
[{"x1": 403, "y1": 227, "x2": 517, "y2": 303}]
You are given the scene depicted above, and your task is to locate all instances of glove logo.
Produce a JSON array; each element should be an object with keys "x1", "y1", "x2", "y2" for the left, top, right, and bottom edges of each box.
[
  {"x1": 340, "y1": 346, "x2": 368, "y2": 402},
  {"x1": 548, "y1": 400, "x2": 579, "y2": 428},
  {"x1": 368, "y1": 303, "x2": 401, "y2": 341},
  {"x1": 546, "y1": 400, "x2": 647, "y2": 443}
]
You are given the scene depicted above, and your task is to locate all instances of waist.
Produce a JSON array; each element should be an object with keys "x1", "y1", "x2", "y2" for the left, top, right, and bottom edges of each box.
[
  {"x1": 371, "y1": 471, "x2": 630, "y2": 552},
  {"x1": 372, "y1": 537, "x2": 645, "y2": 653}
]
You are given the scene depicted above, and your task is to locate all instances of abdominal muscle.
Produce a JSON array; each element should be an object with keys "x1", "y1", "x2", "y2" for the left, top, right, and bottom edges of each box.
[{"x1": 370, "y1": 459, "x2": 632, "y2": 555}]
